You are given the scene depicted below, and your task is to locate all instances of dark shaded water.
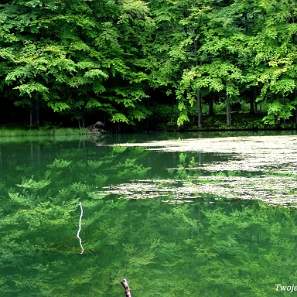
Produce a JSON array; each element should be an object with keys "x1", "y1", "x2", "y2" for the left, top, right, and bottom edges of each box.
[{"x1": 1, "y1": 132, "x2": 297, "y2": 296}]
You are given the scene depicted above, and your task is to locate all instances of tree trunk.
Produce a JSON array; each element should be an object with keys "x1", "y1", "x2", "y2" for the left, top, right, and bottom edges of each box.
[
  {"x1": 197, "y1": 88, "x2": 202, "y2": 127},
  {"x1": 170, "y1": 93, "x2": 174, "y2": 122},
  {"x1": 226, "y1": 93, "x2": 231, "y2": 127},
  {"x1": 30, "y1": 104, "x2": 33, "y2": 127},
  {"x1": 77, "y1": 119, "x2": 81, "y2": 129},
  {"x1": 193, "y1": 38, "x2": 202, "y2": 127},
  {"x1": 295, "y1": 88, "x2": 297, "y2": 125},
  {"x1": 36, "y1": 104, "x2": 40, "y2": 125},
  {"x1": 250, "y1": 88, "x2": 256, "y2": 114},
  {"x1": 208, "y1": 94, "x2": 214, "y2": 116},
  {"x1": 292, "y1": 8, "x2": 296, "y2": 44},
  {"x1": 146, "y1": 96, "x2": 150, "y2": 130}
]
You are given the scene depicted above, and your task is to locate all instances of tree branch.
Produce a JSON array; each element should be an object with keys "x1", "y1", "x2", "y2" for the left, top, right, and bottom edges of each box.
[{"x1": 121, "y1": 279, "x2": 132, "y2": 297}]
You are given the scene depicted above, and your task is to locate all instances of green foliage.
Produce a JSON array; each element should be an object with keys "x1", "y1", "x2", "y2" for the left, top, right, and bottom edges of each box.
[
  {"x1": 1, "y1": 135, "x2": 297, "y2": 296},
  {"x1": 47, "y1": 159, "x2": 72, "y2": 169},
  {"x1": 0, "y1": 0, "x2": 154, "y2": 127},
  {"x1": 16, "y1": 176, "x2": 51, "y2": 190},
  {"x1": 0, "y1": 0, "x2": 297, "y2": 128},
  {"x1": 262, "y1": 99, "x2": 297, "y2": 125}
]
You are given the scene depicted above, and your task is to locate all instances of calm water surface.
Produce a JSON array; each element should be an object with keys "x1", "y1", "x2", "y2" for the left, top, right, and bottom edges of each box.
[{"x1": 1, "y1": 131, "x2": 297, "y2": 296}]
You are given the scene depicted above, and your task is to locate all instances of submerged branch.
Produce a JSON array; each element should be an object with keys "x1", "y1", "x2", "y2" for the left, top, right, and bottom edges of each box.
[
  {"x1": 121, "y1": 279, "x2": 132, "y2": 297},
  {"x1": 77, "y1": 202, "x2": 84, "y2": 254}
]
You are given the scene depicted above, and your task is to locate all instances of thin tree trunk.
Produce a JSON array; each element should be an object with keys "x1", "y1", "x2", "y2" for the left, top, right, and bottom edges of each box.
[
  {"x1": 250, "y1": 88, "x2": 256, "y2": 114},
  {"x1": 171, "y1": 94, "x2": 174, "y2": 122},
  {"x1": 292, "y1": 7, "x2": 296, "y2": 44},
  {"x1": 36, "y1": 104, "x2": 40, "y2": 125},
  {"x1": 30, "y1": 104, "x2": 33, "y2": 127},
  {"x1": 295, "y1": 88, "x2": 297, "y2": 125},
  {"x1": 147, "y1": 96, "x2": 149, "y2": 129},
  {"x1": 226, "y1": 93, "x2": 231, "y2": 127},
  {"x1": 197, "y1": 88, "x2": 202, "y2": 127},
  {"x1": 194, "y1": 38, "x2": 202, "y2": 128},
  {"x1": 208, "y1": 94, "x2": 214, "y2": 116}
]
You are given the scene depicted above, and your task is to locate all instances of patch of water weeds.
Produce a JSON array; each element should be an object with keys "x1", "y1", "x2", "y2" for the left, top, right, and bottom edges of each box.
[
  {"x1": 95, "y1": 175, "x2": 297, "y2": 206},
  {"x1": 105, "y1": 135, "x2": 297, "y2": 206}
]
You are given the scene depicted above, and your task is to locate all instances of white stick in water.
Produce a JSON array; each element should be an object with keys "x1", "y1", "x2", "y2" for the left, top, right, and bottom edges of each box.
[{"x1": 77, "y1": 202, "x2": 84, "y2": 254}]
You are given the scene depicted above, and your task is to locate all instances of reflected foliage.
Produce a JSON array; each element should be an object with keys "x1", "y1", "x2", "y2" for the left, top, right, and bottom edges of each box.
[{"x1": 0, "y1": 133, "x2": 297, "y2": 296}]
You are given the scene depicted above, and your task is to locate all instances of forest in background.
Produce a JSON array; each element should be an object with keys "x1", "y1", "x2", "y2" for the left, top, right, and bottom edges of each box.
[{"x1": 0, "y1": 0, "x2": 297, "y2": 131}]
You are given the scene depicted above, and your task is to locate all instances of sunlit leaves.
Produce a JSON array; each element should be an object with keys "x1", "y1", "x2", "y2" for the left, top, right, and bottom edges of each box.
[
  {"x1": 111, "y1": 113, "x2": 129, "y2": 123},
  {"x1": 47, "y1": 102, "x2": 70, "y2": 112},
  {"x1": 83, "y1": 69, "x2": 108, "y2": 80},
  {"x1": 262, "y1": 99, "x2": 297, "y2": 124},
  {"x1": 16, "y1": 176, "x2": 51, "y2": 190},
  {"x1": 9, "y1": 192, "x2": 33, "y2": 207},
  {"x1": 47, "y1": 159, "x2": 72, "y2": 168},
  {"x1": 177, "y1": 112, "x2": 189, "y2": 127},
  {"x1": 14, "y1": 82, "x2": 49, "y2": 99},
  {"x1": 122, "y1": 0, "x2": 150, "y2": 18}
]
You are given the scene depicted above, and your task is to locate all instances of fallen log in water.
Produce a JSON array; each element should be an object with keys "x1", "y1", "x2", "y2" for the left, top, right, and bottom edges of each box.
[{"x1": 121, "y1": 279, "x2": 132, "y2": 297}]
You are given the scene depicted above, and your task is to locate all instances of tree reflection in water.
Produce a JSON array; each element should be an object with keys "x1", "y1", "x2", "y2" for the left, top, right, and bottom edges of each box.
[{"x1": 0, "y1": 132, "x2": 296, "y2": 296}]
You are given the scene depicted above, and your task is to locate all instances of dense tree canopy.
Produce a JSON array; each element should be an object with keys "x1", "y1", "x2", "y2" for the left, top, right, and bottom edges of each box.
[{"x1": 0, "y1": 0, "x2": 297, "y2": 129}]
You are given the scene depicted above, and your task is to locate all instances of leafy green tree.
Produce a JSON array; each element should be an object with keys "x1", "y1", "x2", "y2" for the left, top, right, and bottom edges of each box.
[
  {"x1": 245, "y1": 0, "x2": 297, "y2": 124},
  {"x1": 176, "y1": 1, "x2": 245, "y2": 127},
  {"x1": 1, "y1": 0, "x2": 297, "y2": 129},
  {"x1": 146, "y1": 0, "x2": 189, "y2": 125},
  {"x1": 0, "y1": 0, "x2": 154, "y2": 127},
  {"x1": 174, "y1": 1, "x2": 215, "y2": 127}
]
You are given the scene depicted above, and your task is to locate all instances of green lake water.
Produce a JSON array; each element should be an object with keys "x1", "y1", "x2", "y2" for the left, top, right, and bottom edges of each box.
[{"x1": 1, "y1": 131, "x2": 297, "y2": 296}]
